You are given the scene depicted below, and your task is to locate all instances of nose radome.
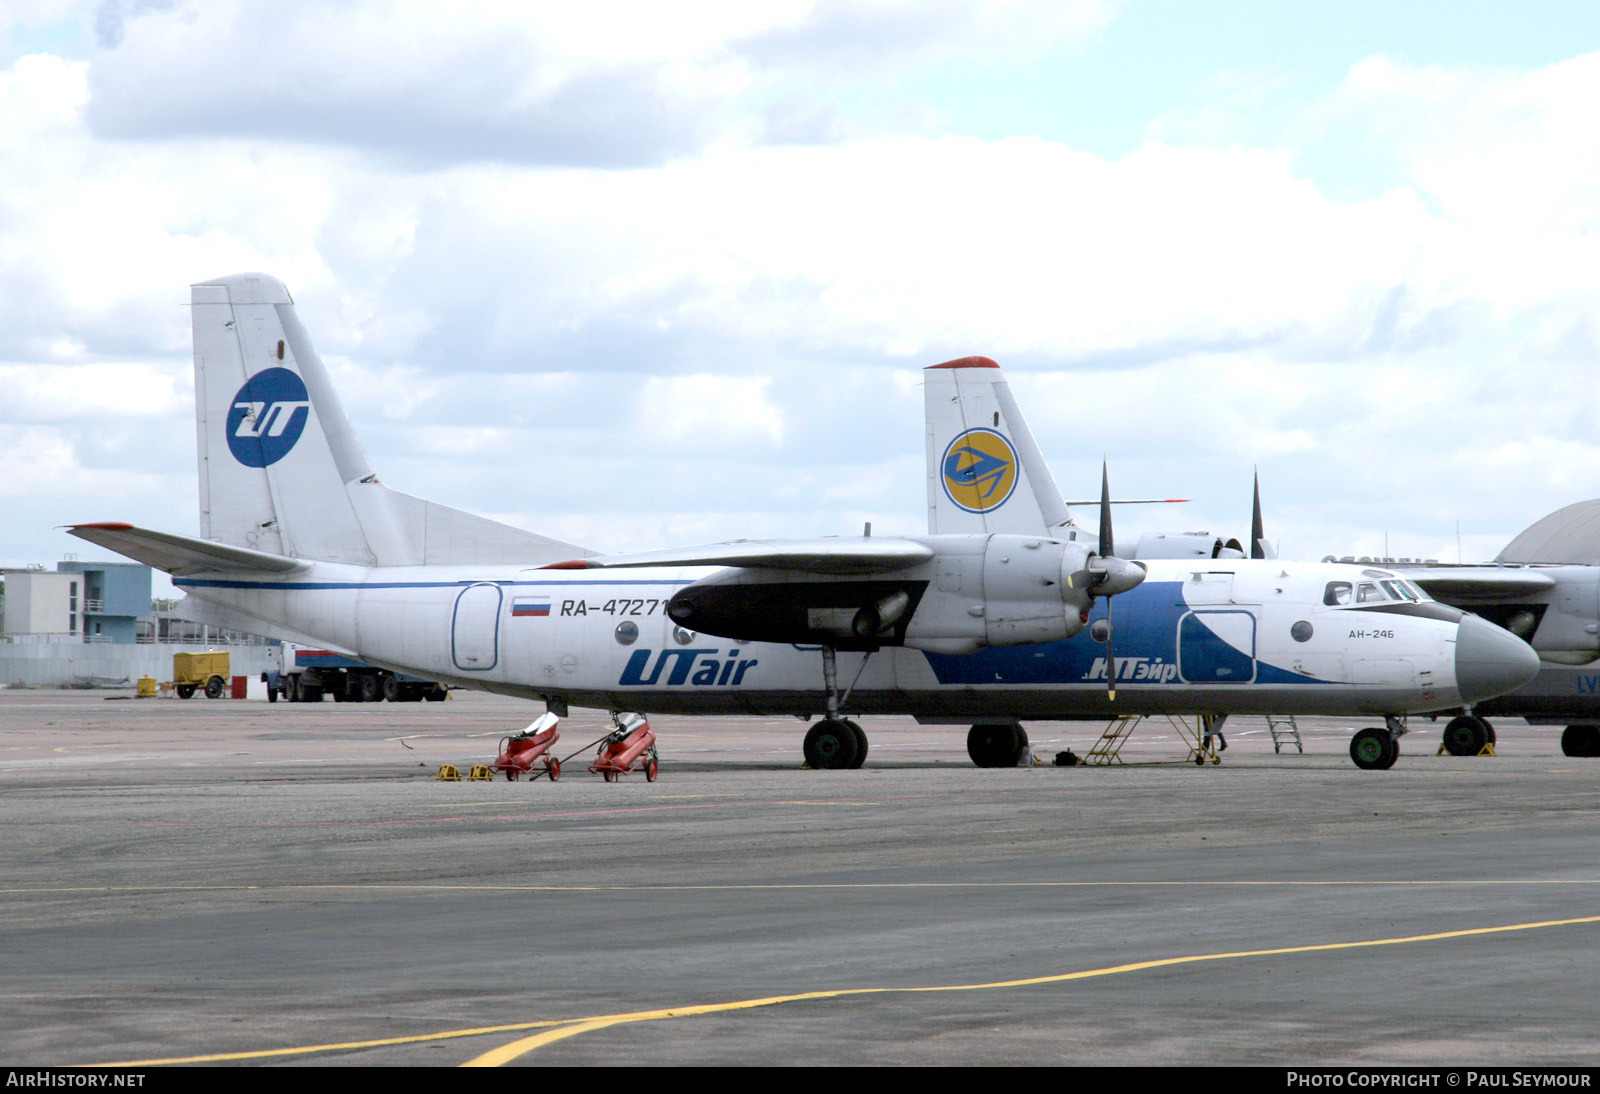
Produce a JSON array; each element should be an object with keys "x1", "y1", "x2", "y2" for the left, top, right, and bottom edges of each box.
[{"x1": 1455, "y1": 614, "x2": 1541, "y2": 705}]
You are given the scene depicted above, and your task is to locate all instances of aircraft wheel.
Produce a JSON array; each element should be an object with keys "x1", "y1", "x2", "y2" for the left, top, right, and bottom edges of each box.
[
  {"x1": 843, "y1": 719, "x2": 868, "y2": 768},
  {"x1": 176, "y1": 684, "x2": 196, "y2": 700},
  {"x1": 803, "y1": 719, "x2": 860, "y2": 770},
  {"x1": 204, "y1": 676, "x2": 225, "y2": 700},
  {"x1": 1350, "y1": 727, "x2": 1397, "y2": 770},
  {"x1": 1441, "y1": 715, "x2": 1490, "y2": 757},
  {"x1": 1562, "y1": 724, "x2": 1600, "y2": 757},
  {"x1": 968, "y1": 723, "x2": 1025, "y2": 768}
]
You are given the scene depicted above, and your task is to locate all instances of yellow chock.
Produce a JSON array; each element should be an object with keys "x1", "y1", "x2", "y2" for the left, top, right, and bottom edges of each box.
[
  {"x1": 467, "y1": 764, "x2": 494, "y2": 781},
  {"x1": 436, "y1": 764, "x2": 462, "y2": 782}
]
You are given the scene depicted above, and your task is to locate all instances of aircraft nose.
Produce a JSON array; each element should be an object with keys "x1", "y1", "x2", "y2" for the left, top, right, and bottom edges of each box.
[{"x1": 1455, "y1": 613, "x2": 1541, "y2": 704}]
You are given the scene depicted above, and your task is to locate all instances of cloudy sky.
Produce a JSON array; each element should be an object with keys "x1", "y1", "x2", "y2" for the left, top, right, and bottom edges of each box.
[{"x1": 5, "y1": 1, "x2": 1600, "y2": 591}]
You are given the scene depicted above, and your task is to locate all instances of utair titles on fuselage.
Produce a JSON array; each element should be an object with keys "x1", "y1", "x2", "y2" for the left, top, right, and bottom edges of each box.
[{"x1": 69, "y1": 273, "x2": 1539, "y2": 771}]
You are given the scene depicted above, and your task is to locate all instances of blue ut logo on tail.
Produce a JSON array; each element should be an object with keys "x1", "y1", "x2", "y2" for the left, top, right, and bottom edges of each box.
[{"x1": 227, "y1": 368, "x2": 311, "y2": 468}]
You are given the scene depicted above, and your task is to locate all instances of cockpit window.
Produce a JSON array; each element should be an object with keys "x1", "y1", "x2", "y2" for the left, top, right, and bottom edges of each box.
[
  {"x1": 1356, "y1": 582, "x2": 1385, "y2": 603},
  {"x1": 1324, "y1": 581, "x2": 1352, "y2": 606},
  {"x1": 1379, "y1": 580, "x2": 1419, "y2": 603},
  {"x1": 1404, "y1": 580, "x2": 1431, "y2": 601}
]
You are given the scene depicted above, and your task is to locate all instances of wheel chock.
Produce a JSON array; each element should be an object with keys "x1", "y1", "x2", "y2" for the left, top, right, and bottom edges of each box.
[
  {"x1": 1435, "y1": 743, "x2": 1498, "y2": 757},
  {"x1": 467, "y1": 764, "x2": 493, "y2": 781},
  {"x1": 435, "y1": 764, "x2": 462, "y2": 781}
]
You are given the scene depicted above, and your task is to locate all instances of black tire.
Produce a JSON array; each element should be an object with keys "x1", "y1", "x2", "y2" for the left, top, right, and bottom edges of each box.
[
  {"x1": 1442, "y1": 715, "x2": 1489, "y2": 757},
  {"x1": 424, "y1": 685, "x2": 447, "y2": 702},
  {"x1": 843, "y1": 719, "x2": 868, "y2": 768},
  {"x1": 1562, "y1": 724, "x2": 1600, "y2": 757},
  {"x1": 358, "y1": 674, "x2": 382, "y2": 703},
  {"x1": 266, "y1": 684, "x2": 278, "y2": 703},
  {"x1": 803, "y1": 719, "x2": 860, "y2": 769},
  {"x1": 968, "y1": 723, "x2": 1025, "y2": 768},
  {"x1": 176, "y1": 684, "x2": 196, "y2": 700},
  {"x1": 1350, "y1": 727, "x2": 1397, "y2": 770},
  {"x1": 381, "y1": 675, "x2": 402, "y2": 702},
  {"x1": 301, "y1": 685, "x2": 323, "y2": 703},
  {"x1": 204, "y1": 676, "x2": 225, "y2": 700}
]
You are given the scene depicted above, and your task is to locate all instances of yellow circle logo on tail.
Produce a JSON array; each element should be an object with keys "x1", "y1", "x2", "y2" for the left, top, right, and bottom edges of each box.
[{"x1": 941, "y1": 428, "x2": 1019, "y2": 513}]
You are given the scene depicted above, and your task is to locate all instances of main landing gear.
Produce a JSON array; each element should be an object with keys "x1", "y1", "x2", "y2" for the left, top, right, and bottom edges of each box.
[
  {"x1": 803, "y1": 718, "x2": 868, "y2": 769},
  {"x1": 967, "y1": 723, "x2": 1028, "y2": 767},
  {"x1": 803, "y1": 647, "x2": 873, "y2": 769},
  {"x1": 1349, "y1": 715, "x2": 1409, "y2": 770},
  {"x1": 1440, "y1": 714, "x2": 1496, "y2": 756},
  {"x1": 1562, "y1": 724, "x2": 1600, "y2": 757}
]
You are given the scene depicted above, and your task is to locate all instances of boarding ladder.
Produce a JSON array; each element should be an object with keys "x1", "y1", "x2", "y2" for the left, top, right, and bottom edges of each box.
[{"x1": 1265, "y1": 713, "x2": 1303, "y2": 754}]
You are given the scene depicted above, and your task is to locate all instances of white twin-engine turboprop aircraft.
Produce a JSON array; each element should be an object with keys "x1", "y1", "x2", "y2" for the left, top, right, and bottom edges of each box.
[{"x1": 70, "y1": 273, "x2": 1539, "y2": 771}]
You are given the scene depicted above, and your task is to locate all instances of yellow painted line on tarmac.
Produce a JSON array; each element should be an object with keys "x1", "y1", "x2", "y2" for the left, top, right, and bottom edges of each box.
[
  {"x1": 88, "y1": 1019, "x2": 576, "y2": 1067},
  {"x1": 77, "y1": 912, "x2": 1600, "y2": 1068},
  {"x1": 463, "y1": 913, "x2": 1600, "y2": 1067}
]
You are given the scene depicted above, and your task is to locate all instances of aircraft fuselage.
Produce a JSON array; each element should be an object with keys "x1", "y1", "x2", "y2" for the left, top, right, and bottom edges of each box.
[{"x1": 176, "y1": 556, "x2": 1515, "y2": 722}]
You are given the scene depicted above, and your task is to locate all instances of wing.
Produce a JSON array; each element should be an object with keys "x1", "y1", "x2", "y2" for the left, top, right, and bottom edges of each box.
[
  {"x1": 1406, "y1": 566, "x2": 1558, "y2": 600},
  {"x1": 537, "y1": 537, "x2": 935, "y2": 576}
]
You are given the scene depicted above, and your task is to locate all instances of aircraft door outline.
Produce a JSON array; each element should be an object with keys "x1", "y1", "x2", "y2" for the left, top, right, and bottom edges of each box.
[
  {"x1": 1178, "y1": 609, "x2": 1257, "y2": 684},
  {"x1": 452, "y1": 582, "x2": 503, "y2": 672}
]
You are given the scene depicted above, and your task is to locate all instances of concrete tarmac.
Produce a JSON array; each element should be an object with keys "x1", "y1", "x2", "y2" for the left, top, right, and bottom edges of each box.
[{"x1": 2, "y1": 687, "x2": 1598, "y2": 1067}]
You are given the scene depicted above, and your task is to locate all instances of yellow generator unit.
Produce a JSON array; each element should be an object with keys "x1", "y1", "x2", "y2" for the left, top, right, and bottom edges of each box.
[{"x1": 172, "y1": 652, "x2": 231, "y2": 700}]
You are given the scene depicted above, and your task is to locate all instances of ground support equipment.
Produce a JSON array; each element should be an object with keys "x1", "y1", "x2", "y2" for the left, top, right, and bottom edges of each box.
[
  {"x1": 589, "y1": 713, "x2": 659, "y2": 782},
  {"x1": 491, "y1": 712, "x2": 563, "y2": 781}
]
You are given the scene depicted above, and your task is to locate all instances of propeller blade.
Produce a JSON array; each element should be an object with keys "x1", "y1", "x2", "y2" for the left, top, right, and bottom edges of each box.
[
  {"x1": 1098, "y1": 459, "x2": 1114, "y2": 557},
  {"x1": 1105, "y1": 597, "x2": 1117, "y2": 702},
  {"x1": 1250, "y1": 469, "x2": 1266, "y2": 560}
]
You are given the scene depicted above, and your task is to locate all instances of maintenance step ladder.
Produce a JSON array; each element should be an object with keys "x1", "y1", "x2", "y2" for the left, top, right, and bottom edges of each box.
[
  {"x1": 1086, "y1": 714, "x2": 1219, "y2": 766},
  {"x1": 1265, "y1": 714, "x2": 1303, "y2": 754}
]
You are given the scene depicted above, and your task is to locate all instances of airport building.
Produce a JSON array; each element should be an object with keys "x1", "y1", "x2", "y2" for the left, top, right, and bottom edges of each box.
[{"x1": 1, "y1": 559, "x2": 275, "y2": 687}]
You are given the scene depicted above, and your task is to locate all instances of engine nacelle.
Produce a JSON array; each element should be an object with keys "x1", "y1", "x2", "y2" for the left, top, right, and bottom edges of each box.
[
  {"x1": 1121, "y1": 531, "x2": 1244, "y2": 560},
  {"x1": 664, "y1": 534, "x2": 1143, "y2": 654}
]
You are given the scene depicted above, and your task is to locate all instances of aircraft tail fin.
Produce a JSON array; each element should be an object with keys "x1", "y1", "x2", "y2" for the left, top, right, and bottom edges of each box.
[
  {"x1": 922, "y1": 357, "x2": 1074, "y2": 539},
  {"x1": 190, "y1": 273, "x2": 590, "y2": 566}
]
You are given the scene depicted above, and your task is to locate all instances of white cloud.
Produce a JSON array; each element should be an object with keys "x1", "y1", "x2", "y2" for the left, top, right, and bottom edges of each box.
[{"x1": 5, "y1": 12, "x2": 1600, "y2": 573}]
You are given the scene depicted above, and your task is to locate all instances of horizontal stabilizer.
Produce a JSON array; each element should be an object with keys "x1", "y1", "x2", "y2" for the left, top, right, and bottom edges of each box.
[
  {"x1": 1407, "y1": 566, "x2": 1558, "y2": 599},
  {"x1": 66, "y1": 523, "x2": 307, "y2": 576},
  {"x1": 540, "y1": 537, "x2": 936, "y2": 575}
]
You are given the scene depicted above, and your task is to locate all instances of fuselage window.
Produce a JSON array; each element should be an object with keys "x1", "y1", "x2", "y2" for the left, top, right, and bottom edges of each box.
[{"x1": 1324, "y1": 581, "x2": 1353, "y2": 606}]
